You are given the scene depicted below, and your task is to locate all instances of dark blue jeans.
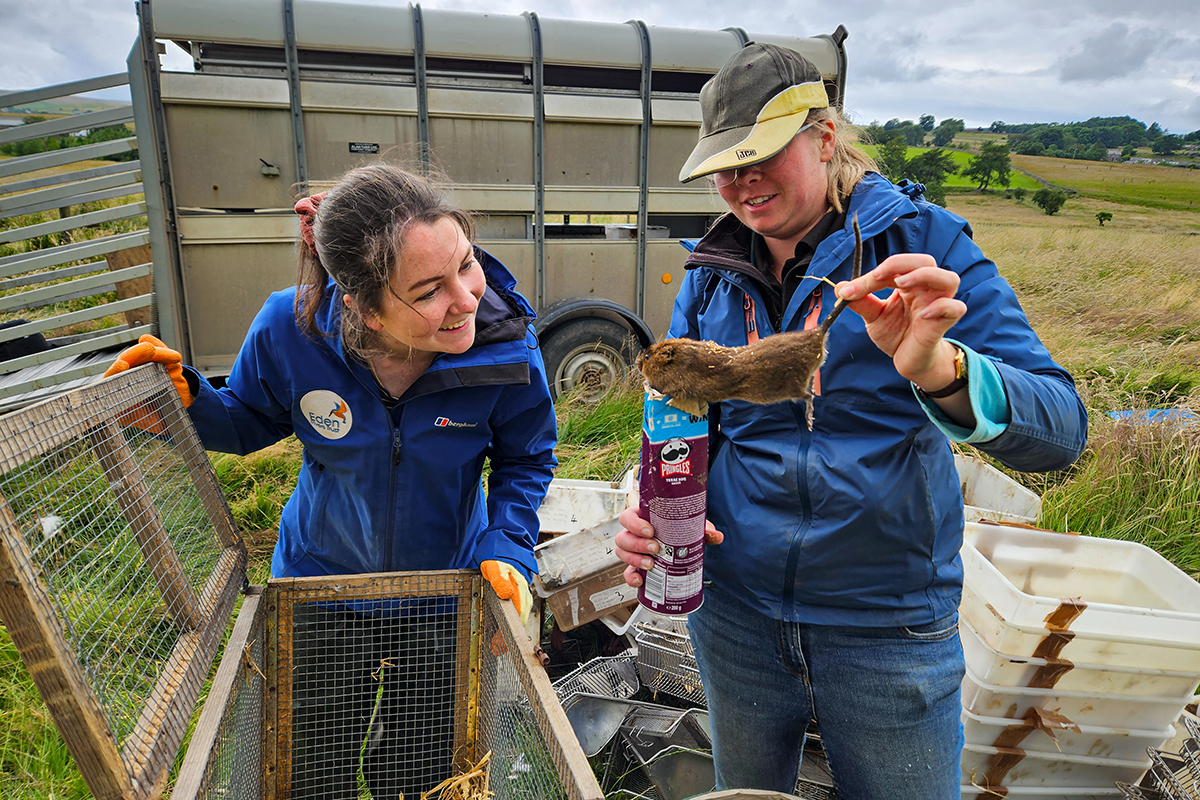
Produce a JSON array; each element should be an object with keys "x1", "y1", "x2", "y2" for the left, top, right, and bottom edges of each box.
[{"x1": 688, "y1": 583, "x2": 964, "y2": 799}]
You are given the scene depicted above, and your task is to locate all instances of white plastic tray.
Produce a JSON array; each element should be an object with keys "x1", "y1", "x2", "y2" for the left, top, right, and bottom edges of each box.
[
  {"x1": 956, "y1": 454, "x2": 1041, "y2": 524},
  {"x1": 961, "y1": 523, "x2": 1200, "y2": 671},
  {"x1": 960, "y1": 614, "x2": 1200, "y2": 700},
  {"x1": 962, "y1": 706, "x2": 1174, "y2": 761},
  {"x1": 536, "y1": 469, "x2": 635, "y2": 537},
  {"x1": 961, "y1": 743, "x2": 1149, "y2": 789},
  {"x1": 962, "y1": 662, "x2": 1191, "y2": 732}
]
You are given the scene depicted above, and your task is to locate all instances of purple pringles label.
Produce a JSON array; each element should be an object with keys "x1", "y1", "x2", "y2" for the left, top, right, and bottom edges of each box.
[{"x1": 637, "y1": 392, "x2": 709, "y2": 615}]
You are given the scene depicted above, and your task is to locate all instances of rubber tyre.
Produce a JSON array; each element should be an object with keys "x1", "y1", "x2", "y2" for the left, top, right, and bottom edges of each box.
[{"x1": 540, "y1": 318, "x2": 641, "y2": 401}]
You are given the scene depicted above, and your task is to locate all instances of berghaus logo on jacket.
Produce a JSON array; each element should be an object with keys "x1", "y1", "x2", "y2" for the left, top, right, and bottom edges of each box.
[
  {"x1": 300, "y1": 390, "x2": 354, "y2": 439},
  {"x1": 435, "y1": 416, "x2": 478, "y2": 429}
]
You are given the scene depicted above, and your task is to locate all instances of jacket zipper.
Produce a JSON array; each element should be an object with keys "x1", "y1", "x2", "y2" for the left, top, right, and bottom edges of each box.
[
  {"x1": 782, "y1": 407, "x2": 813, "y2": 614},
  {"x1": 384, "y1": 411, "x2": 403, "y2": 572}
]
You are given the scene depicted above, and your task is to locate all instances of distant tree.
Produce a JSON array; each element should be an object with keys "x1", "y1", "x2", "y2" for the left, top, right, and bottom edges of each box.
[
  {"x1": 1032, "y1": 188, "x2": 1067, "y2": 215},
  {"x1": 906, "y1": 148, "x2": 958, "y2": 206},
  {"x1": 883, "y1": 118, "x2": 905, "y2": 130},
  {"x1": 1012, "y1": 139, "x2": 1046, "y2": 156},
  {"x1": 861, "y1": 122, "x2": 888, "y2": 145},
  {"x1": 1147, "y1": 122, "x2": 1163, "y2": 140},
  {"x1": 1083, "y1": 142, "x2": 1107, "y2": 161},
  {"x1": 1151, "y1": 135, "x2": 1181, "y2": 155},
  {"x1": 963, "y1": 141, "x2": 1012, "y2": 191},
  {"x1": 931, "y1": 118, "x2": 964, "y2": 147},
  {"x1": 919, "y1": 114, "x2": 936, "y2": 132},
  {"x1": 1035, "y1": 127, "x2": 1066, "y2": 149},
  {"x1": 1121, "y1": 144, "x2": 1137, "y2": 158},
  {"x1": 877, "y1": 134, "x2": 911, "y2": 183},
  {"x1": 1185, "y1": 129, "x2": 1200, "y2": 143},
  {"x1": 1012, "y1": 187, "x2": 1028, "y2": 202},
  {"x1": 897, "y1": 123, "x2": 926, "y2": 147},
  {"x1": 990, "y1": 120, "x2": 1006, "y2": 133},
  {"x1": 1095, "y1": 211, "x2": 1113, "y2": 226}
]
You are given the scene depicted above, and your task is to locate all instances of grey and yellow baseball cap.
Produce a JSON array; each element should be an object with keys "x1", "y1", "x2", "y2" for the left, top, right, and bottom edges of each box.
[{"x1": 679, "y1": 43, "x2": 829, "y2": 183}]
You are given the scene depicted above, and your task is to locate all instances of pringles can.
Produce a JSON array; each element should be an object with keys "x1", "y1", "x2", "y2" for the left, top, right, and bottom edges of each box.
[{"x1": 637, "y1": 391, "x2": 709, "y2": 615}]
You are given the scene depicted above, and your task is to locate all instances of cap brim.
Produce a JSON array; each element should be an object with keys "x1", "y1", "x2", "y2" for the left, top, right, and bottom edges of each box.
[{"x1": 678, "y1": 112, "x2": 811, "y2": 183}]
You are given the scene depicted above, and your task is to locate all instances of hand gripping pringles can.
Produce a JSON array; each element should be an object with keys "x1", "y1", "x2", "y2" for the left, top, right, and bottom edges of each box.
[{"x1": 638, "y1": 391, "x2": 709, "y2": 615}]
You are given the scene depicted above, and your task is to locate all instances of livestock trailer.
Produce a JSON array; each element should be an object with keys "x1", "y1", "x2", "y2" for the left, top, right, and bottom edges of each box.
[{"x1": 0, "y1": 0, "x2": 846, "y2": 405}]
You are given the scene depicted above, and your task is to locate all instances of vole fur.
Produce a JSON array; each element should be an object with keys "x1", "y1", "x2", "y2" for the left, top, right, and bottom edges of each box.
[{"x1": 638, "y1": 216, "x2": 863, "y2": 429}]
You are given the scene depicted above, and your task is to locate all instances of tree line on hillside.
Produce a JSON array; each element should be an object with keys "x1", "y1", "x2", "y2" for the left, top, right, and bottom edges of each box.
[
  {"x1": 994, "y1": 117, "x2": 1199, "y2": 159},
  {"x1": 866, "y1": 114, "x2": 1199, "y2": 163},
  {"x1": 0, "y1": 117, "x2": 136, "y2": 161}
]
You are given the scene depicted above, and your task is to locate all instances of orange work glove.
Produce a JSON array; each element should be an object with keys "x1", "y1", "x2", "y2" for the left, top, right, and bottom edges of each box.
[
  {"x1": 105, "y1": 334, "x2": 194, "y2": 408},
  {"x1": 481, "y1": 560, "x2": 532, "y2": 626}
]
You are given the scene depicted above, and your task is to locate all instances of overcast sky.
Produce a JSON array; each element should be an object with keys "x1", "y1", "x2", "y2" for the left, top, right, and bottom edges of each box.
[{"x1": 3, "y1": 0, "x2": 1198, "y2": 134}]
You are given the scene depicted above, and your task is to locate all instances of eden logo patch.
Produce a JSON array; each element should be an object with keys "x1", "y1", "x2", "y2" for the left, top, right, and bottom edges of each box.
[
  {"x1": 435, "y1": 416, "x2": 477, "y2": 429},
  {"x1": 300, "y1": 390, "x2": 354, "y2": 439},
  {"x1": 735, "y1": 148, "x2": 757, "y2": 159}
]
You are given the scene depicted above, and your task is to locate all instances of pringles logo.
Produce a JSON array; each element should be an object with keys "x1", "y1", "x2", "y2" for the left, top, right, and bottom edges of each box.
[
  {"x1": 659, "y1": 437, "x2": 691, "y2": 477},
  {"x1": 300, "y1": 390, "x2": 354, "y2": 439}
]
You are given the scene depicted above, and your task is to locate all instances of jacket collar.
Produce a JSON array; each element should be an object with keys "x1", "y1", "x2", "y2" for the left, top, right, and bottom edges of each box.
[{"x1": 685, "y1": 173, "x2": 920, "y2": 329}]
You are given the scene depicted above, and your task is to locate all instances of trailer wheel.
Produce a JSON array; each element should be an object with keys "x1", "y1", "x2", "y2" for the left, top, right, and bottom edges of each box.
[{"x1": 541, "y1": 318, "x2": 641, "y2": 401}]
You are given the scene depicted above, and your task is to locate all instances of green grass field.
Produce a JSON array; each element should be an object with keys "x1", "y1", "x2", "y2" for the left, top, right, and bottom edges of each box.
[
  {"x1": 1012, "y1": 153, "x2": 1200, "y2": 212},
  {"x1": 857, "y1": 143, "x2": 1042, "y2": 190}
]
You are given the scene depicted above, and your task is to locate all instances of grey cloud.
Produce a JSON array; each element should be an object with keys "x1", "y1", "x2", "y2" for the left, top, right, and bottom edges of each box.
[
  {"x1": 1056, "y1": 23, "x2": 1165, "y2": 82},
  {"x1": 850, "y1": 30, "x2": 942, "y2": 84}
]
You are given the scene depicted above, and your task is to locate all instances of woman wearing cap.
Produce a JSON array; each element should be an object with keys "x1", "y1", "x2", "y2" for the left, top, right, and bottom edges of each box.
[
  {"x1": 616, "y1": 44, "x2": 1087, "y2": 798},
  {"x1": 104, "y1": 164, "x2": 556, "y2": 798}
]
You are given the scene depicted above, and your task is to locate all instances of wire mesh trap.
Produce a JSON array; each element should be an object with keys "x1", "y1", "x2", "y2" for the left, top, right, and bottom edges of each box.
[
  {"x1": 176, "y1": 571, "x2": 604, "y2": 800},
  {"x1": 632, "y1": 619, "x2": 705, "y2": 707},
  {"x1": 0, "y1": 365, "x2": 602, "y2": 800},
  {"x1": 1120, "y1": 714, "x2": 1200, "y2": 799},
  {"x1": 552, "y1": 652, "x2": 640, "y2": 712},
  {"x1": 0, "y1": 365, "x2": 245, "y2": 800}
]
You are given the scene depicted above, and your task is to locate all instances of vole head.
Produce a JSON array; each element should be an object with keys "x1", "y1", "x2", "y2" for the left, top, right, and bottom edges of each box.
[{"x1": 637, "y1": 340, "x2": 676, "y2": 371}]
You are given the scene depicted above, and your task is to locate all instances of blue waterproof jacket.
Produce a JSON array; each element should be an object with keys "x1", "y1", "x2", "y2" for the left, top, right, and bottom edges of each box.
[
  {"x1": 185, "y1": 249, "x2": 556, "y2": 582},
  {"x1": 672, "y1": 173, "x2": 1087, "y2": 626}
]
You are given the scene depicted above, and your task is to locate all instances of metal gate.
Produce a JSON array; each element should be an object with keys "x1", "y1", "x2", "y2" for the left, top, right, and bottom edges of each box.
[{"x1": 0, "y1": 74, "x2": 152, "y2": 411}]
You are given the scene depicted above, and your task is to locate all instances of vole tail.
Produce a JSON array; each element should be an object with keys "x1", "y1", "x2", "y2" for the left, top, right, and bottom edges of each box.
[{"x1": 818, "y1": 213, "x2": 863, "y2": 334}]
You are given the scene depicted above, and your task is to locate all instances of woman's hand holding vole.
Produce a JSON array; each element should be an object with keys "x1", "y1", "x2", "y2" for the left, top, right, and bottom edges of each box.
[
  {"x1": 615, "y1": 506, "x2": 724, "y2": 588},
  {"x1": 835, "y1": 253, "x2": 967, "y2": 392}
]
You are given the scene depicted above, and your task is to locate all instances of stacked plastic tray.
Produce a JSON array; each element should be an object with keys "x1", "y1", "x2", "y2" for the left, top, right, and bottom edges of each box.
[{"x1": 959, "y1": 522, "x2": 1200, "y2": 799}]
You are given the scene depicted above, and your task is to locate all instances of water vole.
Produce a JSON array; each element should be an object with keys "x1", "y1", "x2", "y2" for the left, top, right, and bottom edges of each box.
[{"x1": 638, "y1": 216, "x2": 863, "y2": 429}]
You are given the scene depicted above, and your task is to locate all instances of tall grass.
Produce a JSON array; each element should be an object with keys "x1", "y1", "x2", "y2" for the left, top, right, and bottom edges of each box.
[
  {"x1": 553, "y1": 377, "x2": 644, "y2": 482},
  {"x1": 1034, "y1": 416, "x2": 1200, "y2": 578}
]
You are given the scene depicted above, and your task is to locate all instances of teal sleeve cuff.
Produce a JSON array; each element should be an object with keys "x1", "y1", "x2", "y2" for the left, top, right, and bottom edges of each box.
[{"x1": 912, "y1": 339, "x2": 1010, "y2": 444}]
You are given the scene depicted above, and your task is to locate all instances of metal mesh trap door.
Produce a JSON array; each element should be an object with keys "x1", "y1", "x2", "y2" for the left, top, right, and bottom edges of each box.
[
  {"x1": 0, "y1": 364, "x2": 247, "y2": 800},
  {"x1": 175, "y1": 571, "x2": 606, "y2": 800}
]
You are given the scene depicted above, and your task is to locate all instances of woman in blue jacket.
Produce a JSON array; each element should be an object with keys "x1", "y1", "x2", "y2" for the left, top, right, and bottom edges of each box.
[
  {"x1": 106, "y1": 164, "x2": 557, "y2": 798},
  {"x1": 616, "y1": 45, "x2": 1087, "y2": 799}
]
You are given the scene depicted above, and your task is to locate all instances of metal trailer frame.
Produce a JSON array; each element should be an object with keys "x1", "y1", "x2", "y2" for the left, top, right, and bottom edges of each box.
[{"x1": 126, "y1": 0, "x2": 847, "y2": 397}]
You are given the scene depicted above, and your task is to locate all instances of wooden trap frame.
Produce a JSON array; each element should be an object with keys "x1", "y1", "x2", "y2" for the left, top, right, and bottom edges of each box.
[
  {"x1": 0, "y1": 364, "x2": 245, "y2": 799},
  {"x1": 0, "y1": 365, "x2": 602, "y2": 800}
]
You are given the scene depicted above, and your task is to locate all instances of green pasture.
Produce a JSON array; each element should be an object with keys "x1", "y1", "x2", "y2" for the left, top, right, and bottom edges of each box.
[
  {"x1": 1011, "y1": 154, "x2": 1200, "y2": 212},
  {"x1": 856, "y1": 143, "x2": 1042, "y2": 190}
]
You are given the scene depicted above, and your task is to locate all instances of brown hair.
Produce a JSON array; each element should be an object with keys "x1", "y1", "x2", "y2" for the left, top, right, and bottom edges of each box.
[
  {"x1": 804, "y1": 106, "x2": 880, "y2": 213},
  {"x1": 294, "y1": 164, "x2": 475, "y2": 359}
]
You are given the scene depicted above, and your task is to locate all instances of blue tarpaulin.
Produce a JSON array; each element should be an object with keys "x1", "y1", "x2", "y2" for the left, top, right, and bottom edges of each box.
[{"x1": 1108, "y1": 409, "x2": 1198, "y2": 425}]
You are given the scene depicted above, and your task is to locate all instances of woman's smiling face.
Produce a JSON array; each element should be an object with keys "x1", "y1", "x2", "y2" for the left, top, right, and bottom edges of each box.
[
  {"x1": 716, "y1": 120, "x2": 836, "y2": 251},
  {"x1": 364, "y1": 216, "x2": 486, "y2": 358}
]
